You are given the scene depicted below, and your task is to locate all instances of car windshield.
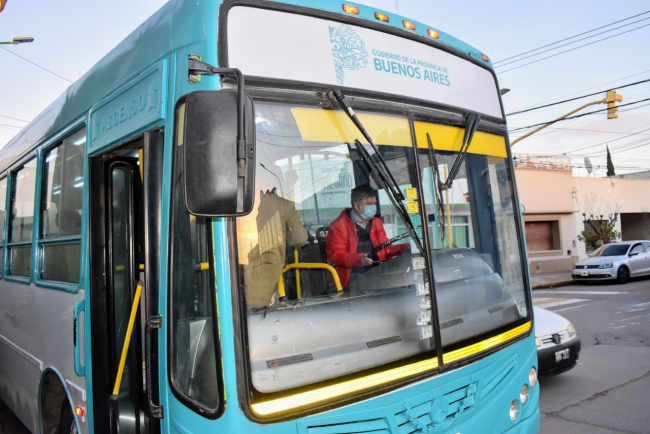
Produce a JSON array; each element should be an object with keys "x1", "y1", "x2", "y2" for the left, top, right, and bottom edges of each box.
[
  {"x1": 234, "y1": 101, "x2": 530, "y2": 405},
  {"x1": 591, "y1": 244, "x2": 630, "y2": 257}
]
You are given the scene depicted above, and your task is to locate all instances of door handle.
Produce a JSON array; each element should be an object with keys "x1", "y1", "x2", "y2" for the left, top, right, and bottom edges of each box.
[
  {"x1": 73, "y1": 300, "x2": 86, "y2": 377},
  {"x1": 146, "y1": 315, "x2": 164, "y2": 419}
]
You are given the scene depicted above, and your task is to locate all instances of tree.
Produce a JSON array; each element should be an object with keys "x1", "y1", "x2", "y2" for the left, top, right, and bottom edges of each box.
[
  {"x1": 606, "y1": 145, "x2": 616, "y2": 177},
  {"x1": 576, "y1": 192, "x2": 621, "y2": 250}
]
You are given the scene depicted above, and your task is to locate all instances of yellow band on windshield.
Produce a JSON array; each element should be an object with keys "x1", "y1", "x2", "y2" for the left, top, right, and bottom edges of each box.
[
  {"x1": 414, "y1": 121, "x2": 507, "y2": 158},
  {"x1": 291, "y1": 108, "x2": 411, "y2": 147},
  {"x1": 289, "y1": 107, "x2": 507, "y2": 158}
]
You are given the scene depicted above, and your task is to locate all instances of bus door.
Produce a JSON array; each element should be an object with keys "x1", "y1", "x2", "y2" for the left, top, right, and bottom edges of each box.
[{"x1": 89, "y1": 131, "x2": 164, "y2": 434}]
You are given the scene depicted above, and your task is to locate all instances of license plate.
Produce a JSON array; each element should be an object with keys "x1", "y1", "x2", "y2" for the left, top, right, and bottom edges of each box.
[
  {"x1": 581, "y1": 270, "x2": 589, "y2": 276},
  {"x1": 555, "y1": 348, "x2": 570, "y2": 362}
]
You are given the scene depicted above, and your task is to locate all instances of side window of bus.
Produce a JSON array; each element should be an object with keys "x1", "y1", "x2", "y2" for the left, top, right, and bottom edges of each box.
[
  {"x1": 39, "y1": 127, "x2": 86, "y2": 284},
  {"x1": 7, "y1": 158, "x2": 38, "y2": 278},
  {"x1": 169, "y1": 103, "x2": 223, "y2": 414},
  {"x1": 0, "y1": 177, "x2": 7, "y2": 275}
]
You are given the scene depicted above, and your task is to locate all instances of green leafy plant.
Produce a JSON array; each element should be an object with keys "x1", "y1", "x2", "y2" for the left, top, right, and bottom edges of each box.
[{"x1": 577, "y1": 223, "x2": 621, "y2": 250}]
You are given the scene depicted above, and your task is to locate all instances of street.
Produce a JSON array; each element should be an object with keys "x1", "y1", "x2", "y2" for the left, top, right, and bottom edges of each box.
[
  {"x1": 1, "y1": 278, "x2": 649, "y2": 433},
  {"x1": 535, "y1": 277, "x2": 650, "y2": 433}
]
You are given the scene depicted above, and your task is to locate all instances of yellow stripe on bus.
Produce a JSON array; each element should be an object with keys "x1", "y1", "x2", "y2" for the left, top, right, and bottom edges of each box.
[
  {"x1": 289, "y1": 107, "x2": 508, "y2": 158},
  {"x1": 251, "y1": 321, "x2": 531, "y2": 416}
]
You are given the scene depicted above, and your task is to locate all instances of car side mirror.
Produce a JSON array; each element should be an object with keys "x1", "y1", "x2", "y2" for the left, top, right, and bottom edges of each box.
[{"x1": 181, "y1": 90, "x2": 255, "y2": 216}]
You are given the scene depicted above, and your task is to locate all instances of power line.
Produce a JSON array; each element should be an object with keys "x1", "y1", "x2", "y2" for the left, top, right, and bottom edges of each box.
[
  {"x1": 0, "y1": 124, "x2": 24, "y2": 130},
  {"x1": 509, "y1": 98, "x2": 650, "y2": 132},
  {"x1": 0, "y1": 114, "x2": 29, "y2": 123},
  {"x1": 495, "y1": 16, "x2": 650, "y2": 68},
  {"x1": 494, "y1": 10, "x2": 650, "y2": 64},
  {"x1": 506, "y1": 78, "x2": 650, "y2": 116},
  {"x1": 0, "y1": 46, "x2": 72, "y2": 83},
  {"x1": 498, "y1": 23, "x2": 650, "y2": 75},
  {"x1": 508, "y1": 69, "x2": 650, "y2": 113}
]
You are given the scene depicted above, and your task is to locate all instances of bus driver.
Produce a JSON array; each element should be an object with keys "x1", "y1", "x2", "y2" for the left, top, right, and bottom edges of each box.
[{"x1": 326, "y1": 184, "x2": 409, "y2": 287}]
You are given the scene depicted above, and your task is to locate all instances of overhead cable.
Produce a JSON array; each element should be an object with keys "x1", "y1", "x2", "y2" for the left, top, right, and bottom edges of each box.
[{"x1": 494, "y1": 10, "x2": 650, "y2": 65}]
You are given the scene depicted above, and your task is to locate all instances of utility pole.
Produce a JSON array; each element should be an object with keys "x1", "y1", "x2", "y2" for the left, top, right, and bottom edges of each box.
[{"x1": 511, "y1": 90, "x2": 624, "y2": 146}]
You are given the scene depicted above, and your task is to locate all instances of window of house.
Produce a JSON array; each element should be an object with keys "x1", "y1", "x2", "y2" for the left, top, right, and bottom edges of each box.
[
  {"x1": 39, "y1": 128, "x2": 86, "y2": 283},
  {"x1": 7, "y1": 159, "x2": 38, "y2": 278}
]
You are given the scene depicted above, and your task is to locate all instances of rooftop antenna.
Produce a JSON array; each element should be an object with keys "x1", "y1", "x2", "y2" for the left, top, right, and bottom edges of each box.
[{"x1": 584, "y1": 157, "x2": 593, "y2": 177}]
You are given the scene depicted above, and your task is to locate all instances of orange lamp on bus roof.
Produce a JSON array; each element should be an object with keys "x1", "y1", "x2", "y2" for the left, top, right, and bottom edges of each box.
[
  {"x1": 342, "y1": 4, "x2": 359, "y2": 14},
  {"x1": 427, "y1": 29, "x2": 440, "y2": 39},
  {"x1": 481, "y1": 54, "x2": 490, "y2": 62},
  {"x1": 375, "y1": 12, "x2": 389, "y2": 22},
  {"x1": 403, "y1": 20, "x2": 416, "y2": 31}
]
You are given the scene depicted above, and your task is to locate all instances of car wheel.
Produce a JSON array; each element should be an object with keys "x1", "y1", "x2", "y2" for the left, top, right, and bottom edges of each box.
[
  {"x1": 616, "y1": 265, "x2": 630, "y2": 284},
  {"x1": 60, "y1": 401, "x2": 78, "y2": 434}
]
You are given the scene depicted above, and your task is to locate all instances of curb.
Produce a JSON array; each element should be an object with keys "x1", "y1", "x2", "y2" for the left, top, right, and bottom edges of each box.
[{"x1": 531, "y1": 279, "x2": 574, "y2": 289}]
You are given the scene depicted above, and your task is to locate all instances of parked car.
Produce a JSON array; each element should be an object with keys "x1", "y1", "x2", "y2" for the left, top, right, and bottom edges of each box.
[
  {"x1": 571, "y1": 240, "x2": 650, "y2": 284},
  {"x1": 534, "y1": 306, "x2": 581, "y2": 377}
]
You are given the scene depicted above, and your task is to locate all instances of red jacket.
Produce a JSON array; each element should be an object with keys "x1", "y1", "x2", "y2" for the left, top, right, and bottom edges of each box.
[{"x1": 326, "y1": 209, "x2": 409, "y2": 287}]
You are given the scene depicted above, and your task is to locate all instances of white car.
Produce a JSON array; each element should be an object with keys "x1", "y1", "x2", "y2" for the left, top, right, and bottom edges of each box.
[
  {"x1": 572, "y1": 240, "x2": 650, "y2": 284},
  {"x1": 534, "y1": 306, "x2": 581, "y2": 377}
]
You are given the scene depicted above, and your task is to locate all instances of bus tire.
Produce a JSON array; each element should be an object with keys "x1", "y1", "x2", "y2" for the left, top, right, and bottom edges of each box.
[{"x1": 59, "y1": 401, "x2": 78, "y2": 434}]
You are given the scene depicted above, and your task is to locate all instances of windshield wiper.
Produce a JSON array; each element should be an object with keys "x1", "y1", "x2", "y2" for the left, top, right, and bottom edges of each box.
[
  {"x1": 441, "y1": 113, "x2": 480, "y2": 189},
  {"x1": 332, "y1": 90, "x2": 424, "y2": 256},
  {"x1": 332, "y1": 90, "x2": 405, "y2": 202},
  {"x1": 426, "y1": 133, "x2": 446, "y2": 243}
]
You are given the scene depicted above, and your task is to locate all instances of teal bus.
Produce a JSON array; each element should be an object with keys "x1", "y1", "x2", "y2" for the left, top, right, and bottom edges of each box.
[{"x1": 0, "y1": 1, "x2": 539, "y2": 433}]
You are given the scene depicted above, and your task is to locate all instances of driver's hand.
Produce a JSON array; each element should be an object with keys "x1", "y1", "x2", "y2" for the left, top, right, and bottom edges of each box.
[{"x1": 360, "y1": 255, "x2": 374, "y2": 266}]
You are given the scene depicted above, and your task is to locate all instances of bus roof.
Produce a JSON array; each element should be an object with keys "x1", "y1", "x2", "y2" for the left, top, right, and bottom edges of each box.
[{"x1": 1, "y1": 0, "x2": 491, "y2": 171}]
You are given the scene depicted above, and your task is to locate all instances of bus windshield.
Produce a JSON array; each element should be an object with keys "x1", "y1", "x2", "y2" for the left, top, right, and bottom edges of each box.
[{"x1": 235, "y1": 101, "x2": 530, "y2": 401}]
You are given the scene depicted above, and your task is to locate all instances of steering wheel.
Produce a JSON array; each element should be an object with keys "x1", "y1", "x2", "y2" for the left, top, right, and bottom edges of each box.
[{"x1": 371, "y1": 233, "x2": 410, "y2": 258}]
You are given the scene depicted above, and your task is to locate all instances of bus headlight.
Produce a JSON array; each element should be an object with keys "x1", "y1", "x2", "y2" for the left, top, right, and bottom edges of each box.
[
  {"x1": 535, "y1": 337, "x2": 541, "y2": 347},
  {"x1": 509, "y1": 399, "x2": 520, "y2": 421},
  {"x1": 520, "y1": 384, "x2": 530, "y2": 406},
  {"x1": 529, "y1": 367, "x2": 538, "y2": 388}
]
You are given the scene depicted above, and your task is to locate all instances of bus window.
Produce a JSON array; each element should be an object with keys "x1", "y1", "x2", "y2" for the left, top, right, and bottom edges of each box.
[
  {"x1": 39, "y1": 127, "x2": 85, "y2": 283},
  {"x1": 417, "y1": 123, "x2": 528, "y2": 348},
  {"x1": 8, "y1": 158, "x2": 37, "y2": 278},
  {"x1": 236, "y1": 102, "x2": 433, "y2": 399},
  {"x1": 0, "y1": 177, "x2": 6, "y2": 275},
  {"x1": 169, "y1": 103, "x2": 223, "y2": 416}
]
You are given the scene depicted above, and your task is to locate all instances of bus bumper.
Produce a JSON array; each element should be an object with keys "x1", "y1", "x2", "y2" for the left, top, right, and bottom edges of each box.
[{"x1": 503, "y1": 407, "x2": 540, "y2": 434}]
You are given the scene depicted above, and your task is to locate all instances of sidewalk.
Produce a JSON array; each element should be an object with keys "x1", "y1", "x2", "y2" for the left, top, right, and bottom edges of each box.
[{"x1": 530, "y1": 270, "x2": 574, "y2": 289}]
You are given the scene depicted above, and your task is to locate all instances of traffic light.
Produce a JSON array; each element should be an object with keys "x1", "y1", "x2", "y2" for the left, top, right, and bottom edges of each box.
[{"x1": 606, "y1": 90, "x2": 623, "y2": 120}]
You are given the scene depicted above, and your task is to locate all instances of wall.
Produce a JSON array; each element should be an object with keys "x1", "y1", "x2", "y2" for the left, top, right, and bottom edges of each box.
[
  {"x1": 514, "y1": 155, "x2": 578, "y2": 273},
  {"x1": 514, "y1": 155, "x2": 650, "y2": 272}
]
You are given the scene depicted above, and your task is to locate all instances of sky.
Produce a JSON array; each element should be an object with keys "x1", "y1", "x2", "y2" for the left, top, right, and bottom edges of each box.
[{"x1": 1, "y1": 0, "x2": 649, "y2": 177}]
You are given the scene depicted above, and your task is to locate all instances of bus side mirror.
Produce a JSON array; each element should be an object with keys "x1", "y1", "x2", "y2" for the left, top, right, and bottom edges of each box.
[{"x1": 182, "y1": 91, "x2": 255, "y2": 216}]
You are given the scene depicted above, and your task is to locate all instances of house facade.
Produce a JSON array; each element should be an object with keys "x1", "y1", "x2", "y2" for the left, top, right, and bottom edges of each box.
[{"x1": 515, "y1": 155, "x2": 650, "y2": 273}]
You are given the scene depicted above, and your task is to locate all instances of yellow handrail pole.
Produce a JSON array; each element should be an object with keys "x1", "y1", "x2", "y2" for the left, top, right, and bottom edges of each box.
[
  {"x1": 277, "y1": 263, "x2": 343, "y2": 304},
  {"x1": 510, "y1": 99, "x2": 605, "y2": 147},
  {"x1": 294, "y1": 247, "x2": 301, "y2": 299},
  {"x1": 112, "y1": 280, "x2": 143, "y2": 397},
  {"x1": 138, "y1": 149, "x2": 144, "y2": 182}
]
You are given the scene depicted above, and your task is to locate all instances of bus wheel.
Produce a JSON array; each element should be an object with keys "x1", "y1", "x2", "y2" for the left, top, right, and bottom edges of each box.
[{"x1": 59, "y1": 402, "x2": 78, "y2": 434}]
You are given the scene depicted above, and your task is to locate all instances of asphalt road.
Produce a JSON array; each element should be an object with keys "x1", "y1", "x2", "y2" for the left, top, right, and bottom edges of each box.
[
  {"x1": 1, "y1": 277, "x2": 648, "y2": 433},
  {"x1": 534, "y1": 276, "x2": 650, "y2": 433}
]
